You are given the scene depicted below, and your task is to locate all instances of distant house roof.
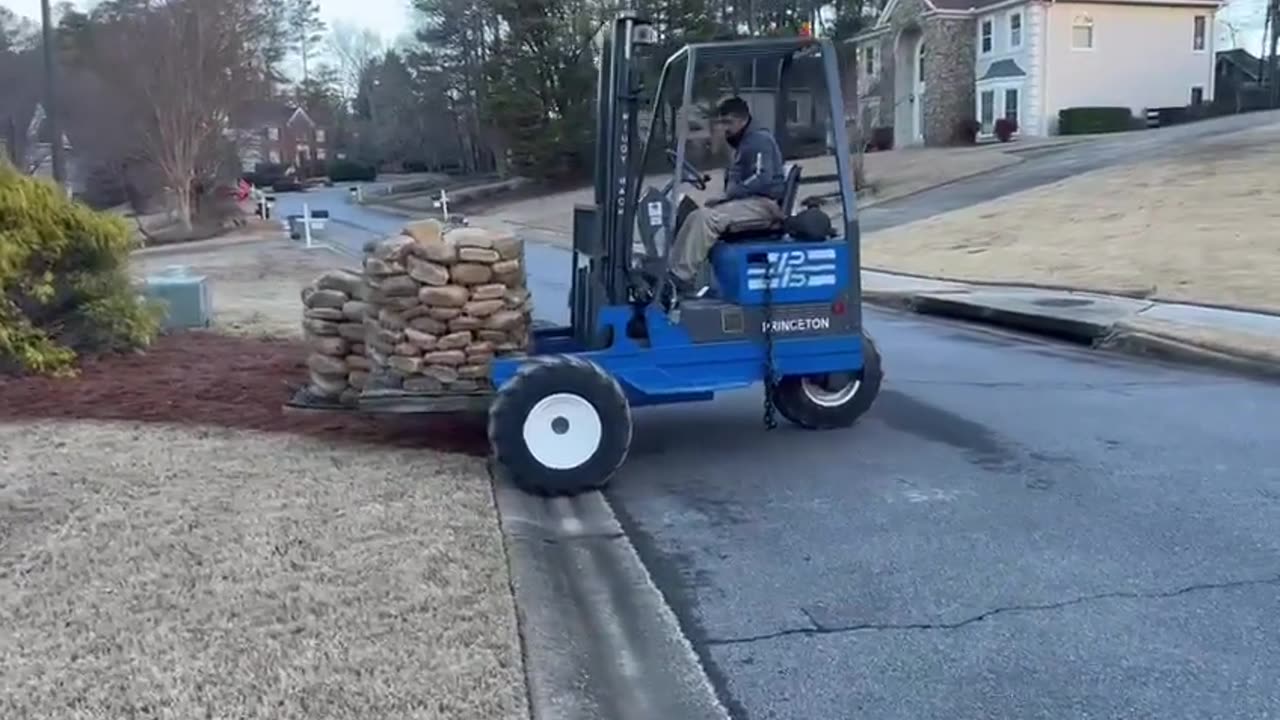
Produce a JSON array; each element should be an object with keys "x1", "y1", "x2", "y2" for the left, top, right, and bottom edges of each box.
[
  {"x1": 857, "y1": 0, "x2": 1222, "y2": 32},
  {"x1": 930, "y1": 0, "x2": 1007, "y2": 10},
  {"x1": 234, "y1": 99, "x2": 319, "y2": 129},
  {"x1": 1217, "y1": 48, "x2": 1263, "y2": 81}
]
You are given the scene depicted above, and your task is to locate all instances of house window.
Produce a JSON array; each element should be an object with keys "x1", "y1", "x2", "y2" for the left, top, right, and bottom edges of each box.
[
  {"x1": 268, "y1": 150, "x2": 280, "y2": 164},
  {"x1": 1193, "y1": 16, "x2": 1206, "y2": 51},
  {"x1": 980, "y1": 19, "x2": 993, "y2": 54},
  {"x1": 1009, "y1": 12, "x2": 1022, "y2": 48},
  {"x1": 864, "y1": 46, "x2": 876, "y2": 77},
  {"x1": 1072, "y1": 15, "x2": 1094, "y2": 49},
  {"x1": 317, "y1": 147, "x2": 327, "y2": 160},
  {"x1": 787, "y1": 98, "x2": 801, "y2": 124},
  {"x1": 267, "y1": 127, "x2": 280, "y2": 141},
  {"x1": 1004, "y1": 88, "x2": 1019, "y2": 127},
  {"x1": 979, "y1": 90, "x2": 995, "y2": 133},
  {"x1": 316, "y1": 129, "x2": 326, "y2": 143},
  {"x1": 1191, "y1": 86, "x2": 1204, "y2": 104}
]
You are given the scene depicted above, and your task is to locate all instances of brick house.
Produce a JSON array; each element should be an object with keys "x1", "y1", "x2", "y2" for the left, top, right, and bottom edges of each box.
[
  {"x1": 233, "y1": 100, "x2": 332, "y2": 172},
  {"x1": 850, "y1": 0, "x2": 1221, "y2": 145}
]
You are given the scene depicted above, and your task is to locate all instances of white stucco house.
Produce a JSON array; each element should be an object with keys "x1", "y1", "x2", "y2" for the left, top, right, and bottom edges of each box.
[{"x1": 851, "y1": 0, "x2": 1223, "y2": 144}]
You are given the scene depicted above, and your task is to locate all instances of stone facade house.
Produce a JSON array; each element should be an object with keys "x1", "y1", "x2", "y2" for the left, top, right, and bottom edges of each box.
[{"x1": 851, "y1": 0, "x2": 1222, "y2": 145}]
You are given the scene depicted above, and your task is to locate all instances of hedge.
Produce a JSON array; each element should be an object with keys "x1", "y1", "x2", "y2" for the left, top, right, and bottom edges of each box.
[
  {"x1": 327, "y1": 160, "x2": 378, "y2": 183},
  {"x1": 0, "y1": 160, "x2": 162, "y2": 375},
  {"x1": 1058, "y1": 107, "x2": 1135, "y2": 135}
]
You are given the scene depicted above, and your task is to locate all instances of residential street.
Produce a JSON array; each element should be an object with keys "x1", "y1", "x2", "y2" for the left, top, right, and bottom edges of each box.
[{"x1": 610, "y1": 307, "x2": 1280, "y2": 719}]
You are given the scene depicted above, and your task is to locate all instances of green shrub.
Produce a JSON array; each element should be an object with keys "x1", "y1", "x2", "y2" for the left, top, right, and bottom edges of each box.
[
  {"x1": 327, "y1": 159, "x2": 377, "y2": 183},
  {"x1": 1058, "y1": 107, "x2": 1134, "y2": 135},
  {"x1": 0, "y1": 160, "x2": 162, "y2": 376}
]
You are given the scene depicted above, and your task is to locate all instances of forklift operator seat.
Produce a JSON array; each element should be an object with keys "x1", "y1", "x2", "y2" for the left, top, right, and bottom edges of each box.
[{"x1": 718, "y1": 162, "x2": 803, "y2": 242}]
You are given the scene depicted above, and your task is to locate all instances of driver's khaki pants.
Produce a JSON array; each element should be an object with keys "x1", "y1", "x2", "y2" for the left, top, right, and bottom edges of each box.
[{"x1": 670, "y1": 196, "x2": 782, "y2": 285}]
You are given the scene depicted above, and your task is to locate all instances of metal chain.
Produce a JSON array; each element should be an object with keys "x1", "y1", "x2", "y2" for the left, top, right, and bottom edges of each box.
[{"x1": 761, "y1": 253, "x2": 778, "y2": 431}]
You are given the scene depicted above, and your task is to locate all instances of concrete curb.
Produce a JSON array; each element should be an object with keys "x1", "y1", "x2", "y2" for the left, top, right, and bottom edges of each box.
[
  {"x1": 864, "y1": 290, "x2": 1280, "y2": 380},
  {"x1": 489, "y1": 466, "x2": 730, "y2": 720},
  {"x1": 1099, "y1": 327, "x2": 1280, "y2": 382}
]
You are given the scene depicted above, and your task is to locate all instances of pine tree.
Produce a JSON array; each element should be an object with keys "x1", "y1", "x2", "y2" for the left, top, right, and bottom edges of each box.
[{"x1": 288, "y1": 0, "x2": 327, "y2": 87}]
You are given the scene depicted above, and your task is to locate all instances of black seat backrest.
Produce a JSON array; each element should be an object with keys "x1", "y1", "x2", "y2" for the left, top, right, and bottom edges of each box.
[{"x1": 780, "y1": 163, "x2": 802, "y2": 216}]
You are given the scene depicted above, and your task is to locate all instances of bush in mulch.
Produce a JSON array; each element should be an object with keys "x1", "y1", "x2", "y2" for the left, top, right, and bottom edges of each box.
[
  {"x1": 1, "y1": 160, "x2": 162, "y2": 375},
  {"x1": 0, "y1": 331, "x2": 487, "y2": 455}
]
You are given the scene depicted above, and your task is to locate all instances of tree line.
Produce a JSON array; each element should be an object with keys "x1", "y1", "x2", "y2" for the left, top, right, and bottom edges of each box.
[{"x1": 1, "y1": 0, "x2": 888, "y2": 229}]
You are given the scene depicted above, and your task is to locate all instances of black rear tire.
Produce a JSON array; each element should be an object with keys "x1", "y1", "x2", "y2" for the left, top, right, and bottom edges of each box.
[
  {"x1": 488, "y1": 356, "x2": 633, "y2": 496},
  {"x1": 775, "y1": 331, "x2": 883, "y2": 430}
]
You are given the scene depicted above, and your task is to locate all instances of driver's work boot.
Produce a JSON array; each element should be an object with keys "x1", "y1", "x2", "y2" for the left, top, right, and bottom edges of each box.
[{"x1": 660, "y1": 273, "x2": 709, "y2": 315}]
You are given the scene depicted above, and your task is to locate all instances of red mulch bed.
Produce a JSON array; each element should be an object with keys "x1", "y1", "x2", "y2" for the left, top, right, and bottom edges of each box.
[{"x1": 0, "y1": 332, "x2": 488, "y2": 455}]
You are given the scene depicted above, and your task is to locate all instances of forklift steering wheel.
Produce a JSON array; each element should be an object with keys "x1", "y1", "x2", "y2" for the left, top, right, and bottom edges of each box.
[{"x1": 666, "y1": 150, "x2": 710, "y2": 191}]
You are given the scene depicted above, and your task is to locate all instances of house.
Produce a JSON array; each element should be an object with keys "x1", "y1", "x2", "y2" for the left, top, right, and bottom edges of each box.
[
  {"x1": 850, "y1": 0, "x2": 1222, "y2": 144},
  {"x1": 232, "y1": 100, "x2": 332, "y2": 172},
  {"x1": 2, "y1": 102, "x2": 84, "y2": 194},
  {"x1": 1215, "y1": 48, "x2": 1274, "y2": 112}
]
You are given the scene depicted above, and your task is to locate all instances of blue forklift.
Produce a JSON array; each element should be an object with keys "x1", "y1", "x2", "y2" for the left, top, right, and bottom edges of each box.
[{"x1": 366, "y1": 15, "x2": 882, "y2": 495}]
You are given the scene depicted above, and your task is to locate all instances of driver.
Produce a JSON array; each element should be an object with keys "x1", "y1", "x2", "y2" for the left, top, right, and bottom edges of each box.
[{"x1": 668, "y1": 97, "x2": 786, "y2": 297}]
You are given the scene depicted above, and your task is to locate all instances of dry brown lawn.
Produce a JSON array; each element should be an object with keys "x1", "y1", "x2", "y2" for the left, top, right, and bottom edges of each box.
[
  {"x1": 865, "y1": 122, "x2": 1280, "y2": 313},
  {"x1": 0, "y1": 421, "x2": 526, "y2": 720},
  {"x1": 0, "y1": 232, "x2": 529, "y2": 719}
]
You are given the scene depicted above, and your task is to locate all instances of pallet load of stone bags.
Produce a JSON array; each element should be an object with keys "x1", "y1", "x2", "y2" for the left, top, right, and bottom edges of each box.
[
  {"x1": 299, "y1": 269, "x2": 374, "y2": 406},
  {"x1": 361, "y1": 220, "x2": 532, "y2": 394}
]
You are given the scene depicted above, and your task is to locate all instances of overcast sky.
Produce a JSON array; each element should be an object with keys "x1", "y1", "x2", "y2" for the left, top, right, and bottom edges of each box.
[{"x1": 0, "y1": 0, "x2": 411, "y2": 42}]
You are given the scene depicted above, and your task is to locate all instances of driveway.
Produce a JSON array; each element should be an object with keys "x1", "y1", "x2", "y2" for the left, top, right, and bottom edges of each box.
[{"x1": 609, "y1": 309, "x2": 1280, "y2": 719}]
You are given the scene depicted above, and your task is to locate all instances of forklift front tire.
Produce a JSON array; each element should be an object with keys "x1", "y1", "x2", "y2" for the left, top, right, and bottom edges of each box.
[
  {"x1": 489, "y1": 356, "x2": 633, "y2": 496},
  {"x1": 775, "y1": 332, "x2": 883, "y2": 430}
]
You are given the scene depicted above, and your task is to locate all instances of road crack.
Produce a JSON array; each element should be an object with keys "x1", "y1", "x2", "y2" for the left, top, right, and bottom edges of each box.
[{"x1": 704, "y1": 573, "x2": 1280, "y2": 648}]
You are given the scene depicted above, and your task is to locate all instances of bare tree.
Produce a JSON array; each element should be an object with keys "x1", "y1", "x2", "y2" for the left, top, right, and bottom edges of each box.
[
  {"x1": 85, "y1": 0, "x2": 276, "y2": 232},
  {"x1": 328, "y1": 21, "x2": 383, "y2": 102}
]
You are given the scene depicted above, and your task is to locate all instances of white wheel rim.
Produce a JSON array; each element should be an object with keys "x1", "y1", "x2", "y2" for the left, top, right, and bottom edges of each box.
[
  {"x1": 801, "y1": 374, "x2": 862, "y2": 408},
  {"x1": 522, "y1": 393, "x2": 603, "y2": 470}
]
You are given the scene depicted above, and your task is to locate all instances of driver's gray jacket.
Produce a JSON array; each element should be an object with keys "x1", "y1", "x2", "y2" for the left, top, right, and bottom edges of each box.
[{"x1": 723, "y1": 126, "x2": 786, "y2": 203}]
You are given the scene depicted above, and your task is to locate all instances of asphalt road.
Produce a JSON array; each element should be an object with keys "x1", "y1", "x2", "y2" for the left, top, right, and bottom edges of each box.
[
  {"x1": 282, "y1": 119, "x2": 1280, "y2": 718},
  {"x1": 608, "y1": 310, "x2": 1280, "y2": 720}
]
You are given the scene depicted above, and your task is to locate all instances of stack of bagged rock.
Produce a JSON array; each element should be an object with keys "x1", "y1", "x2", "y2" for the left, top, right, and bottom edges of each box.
[
  {"x1": 361, "y1": 219, "x2": 533, "y2": 394},
  {"x1": 300, "y1": 269, "x2": 374, "y2": 406}
]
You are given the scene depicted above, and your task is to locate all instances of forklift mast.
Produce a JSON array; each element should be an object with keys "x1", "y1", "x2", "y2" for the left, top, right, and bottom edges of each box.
[{"x1": 572, "y1": 13, "x2": 656, "y2": 349}]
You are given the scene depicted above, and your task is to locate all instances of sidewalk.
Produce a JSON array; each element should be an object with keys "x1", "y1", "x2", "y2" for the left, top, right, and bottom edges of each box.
[{"x1": 864, "y1": 270, "x2": 1280, "y2": 379}]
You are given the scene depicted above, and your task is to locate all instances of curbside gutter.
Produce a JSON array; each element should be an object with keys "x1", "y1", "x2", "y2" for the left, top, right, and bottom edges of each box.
[
  {"x1": 864, "y1": 287, "x2": 1280, "y2": 381},
  {"x1": 489, "y1": 465, "x2": 730, "y2": 720},
  {"x1": 1099, "y1": 325, "x2": 1280, "y2": 381}
]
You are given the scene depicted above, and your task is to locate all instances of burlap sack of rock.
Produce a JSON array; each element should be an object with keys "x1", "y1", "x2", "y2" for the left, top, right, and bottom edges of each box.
[
  {"x1": 300, "y1": 269, "x2": 372, "y2": 406},
  {"x1": 362, "y1": 219, "x2": 533, "y2": 394}
]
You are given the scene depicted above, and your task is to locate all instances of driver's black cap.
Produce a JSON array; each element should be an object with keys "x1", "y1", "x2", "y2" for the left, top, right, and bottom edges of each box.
[{"x1": 716, "y1": 97, "x2": 750, "y2": 121}]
